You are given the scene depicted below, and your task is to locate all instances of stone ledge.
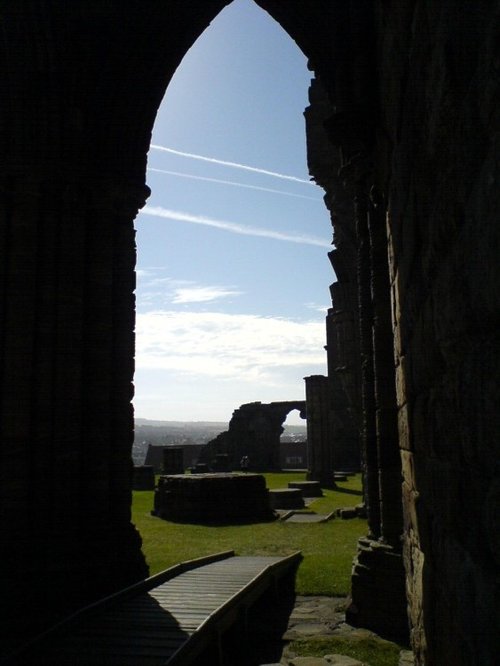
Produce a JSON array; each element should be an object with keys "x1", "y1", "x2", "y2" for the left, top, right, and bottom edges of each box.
[
  {"x1": 288, "y1": 481, "x2": 324, "y2": 497},
  {"x1": 269, "y1": 488, "x2": 306, "y2": 510}
]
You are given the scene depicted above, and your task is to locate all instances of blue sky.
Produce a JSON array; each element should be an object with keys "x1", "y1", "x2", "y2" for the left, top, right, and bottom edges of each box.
[{"x1": 134, "y1": 0, "x2": 333, "y2": 425}]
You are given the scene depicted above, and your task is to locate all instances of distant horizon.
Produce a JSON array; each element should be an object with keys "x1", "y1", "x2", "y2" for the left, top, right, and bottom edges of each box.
[
  {"x1": 135, "y1": 416, "x2": 228, "y2": 425},
  {"x1": 134, "y1": 414, "x2": 307, "y2": 427}
]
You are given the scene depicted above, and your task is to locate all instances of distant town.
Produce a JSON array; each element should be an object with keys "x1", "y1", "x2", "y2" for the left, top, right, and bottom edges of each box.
[{"x1": 133, "y1": 418, "x2": 307, "y2": 465}]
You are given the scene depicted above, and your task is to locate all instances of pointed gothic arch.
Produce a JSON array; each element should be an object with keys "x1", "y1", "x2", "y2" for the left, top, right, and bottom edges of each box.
[{"x1": 1, "y1": 3, "x2": 498, "y2": 664}]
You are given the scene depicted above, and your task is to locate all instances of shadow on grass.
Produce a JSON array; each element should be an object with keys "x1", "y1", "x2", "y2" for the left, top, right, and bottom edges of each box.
[
  {"x1": 219, "y1": 581, "x2": 298, "y2": 665},
  {"x1": 334, "y1": 487, "x2": 363, "y2": 496}
]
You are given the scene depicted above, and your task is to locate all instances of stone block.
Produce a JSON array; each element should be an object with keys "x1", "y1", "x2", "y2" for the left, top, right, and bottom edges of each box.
[
  {"x1": 398, "y1": 650, "x2": 415, "y2": 665},
  {"x1": 395, "y1": 357, "x2": 408, "y2": 409},
  {"x1": 338, "y1": 508, "x2": 357, "y2": 519},
  {"x1": 152, "y1": 473, "x2": 274, "y2": 524},
  {"x1": 288, "y1": 481, "x2": 323, "y2": 497},
  {"x1": 355, "y1": 504, "x2": 367, "y2": 518},
  {"x1": 269, "y1": 488, "x2": 305, "y2": 510},
  {"x1": 288, "y1": 658, "x2": 330, "y2": 666},
  {"x1": 325, "y1": 656, "x2": 366, "y2": 665},
  {"x1": 397, "y1": 403, "x2": 411, "y2": 451},
  {"x1": 347, "y1": 538, "x2": 408, "y2": 642}
]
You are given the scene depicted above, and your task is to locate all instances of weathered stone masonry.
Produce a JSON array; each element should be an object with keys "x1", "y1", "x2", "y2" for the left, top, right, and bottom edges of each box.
[
  {"x1": 0, "y1": 2, "x2": 498, "y2": 664},
  {"x1": 305, "y1": 83, "x2": 407, "y2": 639},
  {"x1": 200, "y1": 400, "x2": 306, "y2": 471}
]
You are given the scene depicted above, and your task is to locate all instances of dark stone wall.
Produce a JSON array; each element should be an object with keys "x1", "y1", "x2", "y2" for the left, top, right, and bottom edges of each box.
[
  {"x1": 304, "y1": 72, "x2": 407, "y2": 641},
  {"x1": 0, "y1": 0, "x2": 231, "y2": 647},
  {"x1": 305, "y1": 78, "x2": 362, "y2": 476},
  {"x1": 299, "y1": 1, "x2": 499, "y2": 658},
  {"x1": 144, "y1": 444, "x2": 205, "y2": 473},
  {"x1": 375, "y1": 2, "x2": 500, "y2": 662}
]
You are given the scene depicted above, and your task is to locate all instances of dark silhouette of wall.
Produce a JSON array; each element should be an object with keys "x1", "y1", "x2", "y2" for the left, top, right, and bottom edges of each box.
[
  {"x1": 144, "y1": 444, "x2": 205, "y2": 473},
  {"x1": 199, "y1": 401, "x2": 306, "y2": 470},
  {"x1": 0, "y1": 2, "x2": 498, "y2": 663}
]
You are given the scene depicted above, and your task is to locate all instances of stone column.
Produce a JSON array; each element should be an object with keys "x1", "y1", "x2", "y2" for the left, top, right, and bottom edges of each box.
[
  {"x1": 304, "y1": 375, "x2": 335, "y2": 487},
  {"x1": 325, "y1": 260, "x2": 362, "y2": 472},
  {"x1": 0, "y1": 172, "x2": 149, "y2": 645},
  {"x1": 346, "y1": 187, "x2": 408, "y2": 642},
  {"x1": 369, "y1": 195, "x2": 404, "y2": 546},
  {"x1": 355, "y1": 184, "x2": 380, "y2": 538},
  {"x1": 304, "y1": 74, "x2": 408, "y2": 642}
]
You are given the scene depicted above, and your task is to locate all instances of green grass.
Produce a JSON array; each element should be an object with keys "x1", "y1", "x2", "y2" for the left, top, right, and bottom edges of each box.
[
  {"x1": 288, "y1": 635, "x2": 402, "y2": 666},
  {"x1": 132, "y1": 472, "x2": 366, "y2": 596},
  {"x1": 259, "y1": 470, "x2": 308, "y2": 489}
]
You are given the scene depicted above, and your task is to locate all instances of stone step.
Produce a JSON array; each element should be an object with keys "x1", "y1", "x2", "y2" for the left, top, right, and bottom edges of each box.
[
  {"x1": 287, "y1": 481, "x2": 324, "y2": 497},
  {"x1": 268, "y1": 488, "x2": 305, "y2": 510}
]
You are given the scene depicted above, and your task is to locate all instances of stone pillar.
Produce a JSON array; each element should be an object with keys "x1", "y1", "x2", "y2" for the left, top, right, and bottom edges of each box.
[
  {"x1": 346, "y1": 186, "x2": 408, "y2": 642},
  {"x1": 327, "y1": 248, "x2": 363, "y2": 426},
  {"x1": 325, "y1": 262, "x2": 361, "y2": 472},
  {"x1": 304, "y1": 375, "x2": 335, "y2": 487},
  {"x1": 304, "y1": 75, "x2": 408, "y2": 642},
  {"x1": 0, "y1": 173, "x2": 149, "y2": 646},
  {"x1": 355, "y1": 184, "x2": 381, "y2": 538},
  {"x1": 369, "y1": 195, "x2": 404, "y2": 546}
]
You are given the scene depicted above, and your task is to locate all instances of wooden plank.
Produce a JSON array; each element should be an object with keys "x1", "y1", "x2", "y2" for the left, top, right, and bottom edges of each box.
[
  {"x1": 6, "y1": 550, "x2": 302, "y2": 665},
  {"x1": 4, "y1": 552, "x2": 237, "y2": 664},
  {"x1": 165, "y1": 551, "x2": 302, "y2": 665}
]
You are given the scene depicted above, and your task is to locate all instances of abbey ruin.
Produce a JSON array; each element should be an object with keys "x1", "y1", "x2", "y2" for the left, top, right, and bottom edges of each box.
[
  {"x1": 199, "y1": 400, "x2": 306, "y2": 470},
  {"x1": 1, "y1": 2, "x2": 498, "y2": 664}
]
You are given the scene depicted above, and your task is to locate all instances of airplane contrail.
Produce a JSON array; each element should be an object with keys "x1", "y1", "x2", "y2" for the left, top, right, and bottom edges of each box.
[
  {"x1": 150, "y1": 145, "x2": 315, "y2": 185},
  {"x1": 147, "y1": 167, "x2": 321, "y2": 201},
  {"x1": 140, "y1": 206, "x2": 331, "y2": 248}
]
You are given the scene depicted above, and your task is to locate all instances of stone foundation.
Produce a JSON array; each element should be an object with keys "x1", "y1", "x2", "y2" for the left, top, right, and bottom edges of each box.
[
  {"x1": 346, "y1": 537, "x2": 409, "y2": 643},
  {"x1": 288, "y1": 481, "x2": 323, "y2": 497},
  {"x1": 269, "y1": 488, "x2": 305, "y2": 510},
  {"x1": 152, "y1": 473, "x2": 275, "y2": 524}
]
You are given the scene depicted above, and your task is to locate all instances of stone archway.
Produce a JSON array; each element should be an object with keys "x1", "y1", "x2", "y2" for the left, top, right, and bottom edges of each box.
[
  {"x1": 199, "y1": 400, "x2": 306, "y2": 471},
  {"x1": 1, "y1": 3, "x2": 499, "y2": 664}
]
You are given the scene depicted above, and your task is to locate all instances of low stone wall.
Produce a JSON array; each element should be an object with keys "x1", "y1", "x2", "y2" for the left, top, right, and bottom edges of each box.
[
  {"x1": 288, "y1": 481, "x2": 323, "y2": 497},
  {"x1": 269, "y1": 488, "x2": 305, "y2": 510},
  {"x1": 152, "y1": 473, "x2": 276, "y2": 524}
]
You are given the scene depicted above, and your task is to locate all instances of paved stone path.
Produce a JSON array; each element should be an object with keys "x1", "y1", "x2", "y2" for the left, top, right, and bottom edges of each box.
[{"x1": 227, "y1": 594, "x2": 414, "y2": 666}]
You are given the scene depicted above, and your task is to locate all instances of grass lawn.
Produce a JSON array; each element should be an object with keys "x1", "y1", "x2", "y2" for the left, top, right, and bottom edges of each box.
[
  {"x1": 132, "y1": 472, "x2": 366, "y2": 596},
  {"x1": 288, "y1": 636, "x2": 402, "y2": 666}
]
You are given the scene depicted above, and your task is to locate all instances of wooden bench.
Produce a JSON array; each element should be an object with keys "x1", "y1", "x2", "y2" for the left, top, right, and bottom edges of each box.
[{"x1": 7, "y1": 550, "x2": 302, "y2": 665}]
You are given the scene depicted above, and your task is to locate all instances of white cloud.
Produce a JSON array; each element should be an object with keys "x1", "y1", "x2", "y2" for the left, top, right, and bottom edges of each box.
[
  {"x1": 172, "y1": 285, "x2": 242, "y2": 304},
  {"x1": 306, "y1": 302, "x2": 330, "y2": 314},
  {"x1": 147, "y1": 167, "x2": 320, "y2": 201},
  {"x1": 150, "y1": 145, "x2": 315, "y2": 185},
  {"x1": 139, "y1": 205, "x2": 331, "y2": 248},
  {"x1": 135, "y1": 310, "x2": 326, "y2": 385},
  {"x1": 136, "y1": 273, "x2": 242, "y2": 306}
]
